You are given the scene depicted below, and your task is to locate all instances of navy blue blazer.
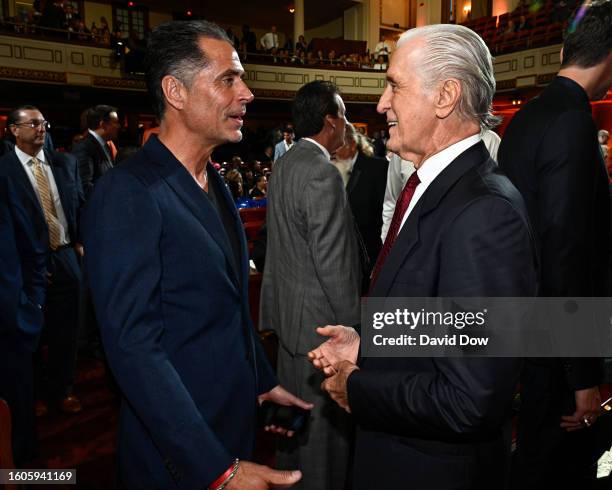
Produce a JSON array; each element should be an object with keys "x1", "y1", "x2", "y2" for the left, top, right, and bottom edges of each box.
[
  {"x1": 82, "y1": 135, "x2": 277, "y2": 489},
  {"x1": 0, "y1": 175, "x2": 46, "y2": 351},
  {"x1": 348, "y1": 141, "x2": 538, "y2": 489},
  {"x1": 0, "y1": 148, "x2": 82, "y2": 250}
]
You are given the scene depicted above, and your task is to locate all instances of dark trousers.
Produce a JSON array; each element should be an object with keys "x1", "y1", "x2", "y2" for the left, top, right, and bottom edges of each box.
[
  {"x1": 37, "y1": 247, "x2": 81, "y2": 400},
  {"x1": 511, "y1": 361, "x2": 609, "y2": 489},
  {"x1": 0, "y1": 337, "x2": 37, "y2": 466}
]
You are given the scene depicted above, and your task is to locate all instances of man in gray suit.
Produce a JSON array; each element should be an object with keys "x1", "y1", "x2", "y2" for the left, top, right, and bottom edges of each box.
[{"x1": 260, "y1": 80, "x2": 362, "y2": 489}]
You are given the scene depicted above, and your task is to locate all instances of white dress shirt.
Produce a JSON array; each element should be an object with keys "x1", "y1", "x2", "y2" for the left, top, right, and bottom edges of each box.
[
  {"x1": 15, "y1": 146, "x2": 71, "y2": 245},
  {"x1": 302, "y1": 137, "x2": 331, "y2": 161},
  {"x1": 331, "y1": 151, "x2": 358, "y2": 187},
  {"x1": 398, "y1": 134, "x2": 482, "y2": 235},
  {"x1": 381, "y1": 154, "x2": 415, "y2": 241},
  {"x1": 260, "y1": 32, "x2": 279, "y2": 50}
]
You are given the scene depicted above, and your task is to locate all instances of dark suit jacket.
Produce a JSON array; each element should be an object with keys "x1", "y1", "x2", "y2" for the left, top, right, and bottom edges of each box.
[
  {"x1": 72, "y1": 132, "x2": 114, "y2": 200},
  {"x1": 82, "y1": 135, "x2": 277, "y2": 489},
  {"x1": 0, "y1": 174, "x2": 46, "y2": 351},
  {"x1": 0, "y1": 149, "x2": 81, "y2": 250},
  {"x1": 498, "y1": 76, "x2": 610, "y2": 482},
  {"x1": 346, "y1": 152, "x2": 388, "y2": 272},
  {"x1": 347, "y1": 141, "x2": 538, "y2": 489}
]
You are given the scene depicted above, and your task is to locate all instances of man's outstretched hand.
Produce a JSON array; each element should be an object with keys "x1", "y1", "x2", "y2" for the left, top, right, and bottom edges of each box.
[
  {"x1": 308, "y1": 325, "x2": 360, "y2": 376},
  {"x1": 226, "y1": 460, "x2": 301, "y2": 489},
  {"x1": 258, "y1": 385, "x2": 313, "y2": 437}
]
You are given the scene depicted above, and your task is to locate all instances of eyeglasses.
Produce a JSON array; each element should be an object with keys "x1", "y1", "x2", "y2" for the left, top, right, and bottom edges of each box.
[{"x1": 13, "y1": 120, "x2": 51, "y2": 130}]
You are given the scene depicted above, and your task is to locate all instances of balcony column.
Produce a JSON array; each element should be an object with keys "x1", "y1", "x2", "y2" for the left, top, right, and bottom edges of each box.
[{"x1": 294, "y1": 0, "x2": 304, "y2": 44}]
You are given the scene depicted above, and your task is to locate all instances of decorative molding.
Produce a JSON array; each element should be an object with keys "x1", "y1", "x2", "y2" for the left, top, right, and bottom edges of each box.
[
  {"x1": 255, "y1": 70, "x2": 276, "y2": 82},
  {"x1": 92, "y1": 76, "x2": 146, "y2": 91},
  {"x1": 252, "y1": 87, "x2": 380, "y2": 104},
  {"x1": 335, "y1": 76, "x2": 356, "y2": 88},
  {"x1": 282, "y1": 73, "x2": 305, "y2": 84},
  {"x1": 516, "y1": 75, "x2": 537, "y2": 88},
  {"x1": 23, "y1": 46, "x2": 54, "y2": 62},
  {"x1": 70, "y1": 52, "x2": 84, "y2": 65},
  {"x1": 0, "y1": 34, "x2": 564, "y2": 100},
  {"x1": 494, "y1": 60, "x2": 513, "y2": 74},
  {"x1": 0, "y1": 43, "x2": 12, "y2": 58},
  {"x1": 496, "y1": 79, "x2": 517, "y2": 91},
  {"x1": 0, "y1": 66, "x2": 67, "y2": 83},
  {"x1": 537, "y1": 73, "x2": 556, "y2": 85}
]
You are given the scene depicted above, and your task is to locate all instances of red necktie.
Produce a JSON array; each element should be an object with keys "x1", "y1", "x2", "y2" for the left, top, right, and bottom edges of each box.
[{"x1": 370, "y1": 172, "x2": 421, "y2": 290}]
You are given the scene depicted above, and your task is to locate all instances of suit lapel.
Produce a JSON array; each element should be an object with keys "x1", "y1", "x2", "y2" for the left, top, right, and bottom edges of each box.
[
  {"x1": 207, "y1": 164, "x2": 247, "y2": 287},
  {"x1": 346, "y1": 155, "x2": 362, "y2": 197},
  {"x1": 144, "y1": 137, "x2": 241, "y2": 289},
  {"x1": 372, "y1": 141, "x2": 488, "y2": 297},
  {"x1": 45, "y1": 150, "x2": 73, "y2": 226},
  {"x1": 9, "y1": 152, "x2": 45, "y2": 218},
  {"x1": 90, "y1": 134, "x2": 113, "y2": 169}
]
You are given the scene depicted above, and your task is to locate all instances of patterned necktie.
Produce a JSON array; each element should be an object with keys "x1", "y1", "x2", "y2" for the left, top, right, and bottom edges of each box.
[
  {"x1": 31, "y1": 157, "x2": 61, "y2": 250},
  {"x1": 370, "y1": 172, "x2": 421, "y2": 290}
]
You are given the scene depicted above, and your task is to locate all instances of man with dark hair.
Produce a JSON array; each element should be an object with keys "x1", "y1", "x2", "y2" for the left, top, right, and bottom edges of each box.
[
  {"x1": 72, "y1": 104, "x2": 120, "y2": 200},
  {"x1": 260, "y1": 80, "x2": 362, "y2": 490},
  {"x1": 499, "y1": 2, "x2": 612, "y2": 488},
  {"x1": 274, "y1": 126, "x2": 294, "y2": 161},
  {"x1": 82, "y1": 20, "x2": 310, "y2": 490},
  {"x1": 0, "y1": 105, "x2": 84, "y2": 418}
]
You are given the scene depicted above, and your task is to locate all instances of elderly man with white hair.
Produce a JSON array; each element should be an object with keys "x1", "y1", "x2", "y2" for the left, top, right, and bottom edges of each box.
[{"x1": 308, "y1": 24, "x2": 537, "y2": 489}]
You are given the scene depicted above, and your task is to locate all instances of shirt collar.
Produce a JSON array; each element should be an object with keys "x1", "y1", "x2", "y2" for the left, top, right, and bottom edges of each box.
[
  {"x1": 416, "y1": 133, "x2": 481, "y2": 186},
  {"x1": 302, "y1": 137, "x2": 331, "y2": 161},
  {"x1": 15, "y1": 146, "x2": 45, "y2": 166}
]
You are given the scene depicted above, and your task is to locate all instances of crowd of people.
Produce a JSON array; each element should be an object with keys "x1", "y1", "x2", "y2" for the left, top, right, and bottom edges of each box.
[
  {"x1": 0, "y1": 0, "x2": 132, "y2": 47},
  {"x1": 1, "y1": 2, "x2": 611, "y2": 490}
]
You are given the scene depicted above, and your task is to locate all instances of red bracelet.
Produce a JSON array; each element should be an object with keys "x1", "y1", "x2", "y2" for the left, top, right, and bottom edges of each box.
[{"x1": 208, "y1": 463, "x2": 234, "y2": 490}]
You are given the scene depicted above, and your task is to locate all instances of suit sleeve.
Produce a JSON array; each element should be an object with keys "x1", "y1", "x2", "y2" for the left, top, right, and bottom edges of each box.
[
  {"x1": 83, "y1": 171, "x2": 232, "y2": 489},
  {"x1": 0, "y1": 177, "x2": 46, "y2": 347},
  {"x1": 304, "y1": 162, "x2": 361, "y2": 325},
  {"x1": 536, "y1": 111, "x2": 604, "y2": 389},
  {"x1": 72, "y1": 143, "x2": 95, "y2": 200},
  {"x1": 273, "y1": 143, "x2": 282, "y2": 162},
  {"x1": 348, "y1": 197, "x2": 533, "y2": 438}
]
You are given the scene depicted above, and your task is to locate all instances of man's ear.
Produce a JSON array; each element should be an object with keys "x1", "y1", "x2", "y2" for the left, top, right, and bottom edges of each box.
[
  {"x1": 324, "y1": 114, "x2": 337, "y2": 131},
  {"x1": 434, "y1": 79, "x2": 461, "y2": 120},
  {"x1": 161, "y1": 75, "x2": 186, "y2": 112},
  {"x1": 8, "y1": 125, "x2": 18, "y2": 138}
]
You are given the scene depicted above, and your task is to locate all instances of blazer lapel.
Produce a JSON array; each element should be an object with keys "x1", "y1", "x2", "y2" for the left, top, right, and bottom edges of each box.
[
  {"x1": 346, "y1": 161, "x2": 362, "y2": 197},
  {"x1": 9, "y1": 153, "x2": 45, "y2": 218},
  {"x1": 45, "y1": 150, "x2": 73, "y2": 226},
  {"x1": 372, "y1": 198, "x2": 423, "y2": 297},
  {"x1": 206, "y1": 164, "x2": 248, "y2": 286},
  {"x1": 372, "y1": 141, "x2": 488, "y2": 297},
  {"x1": 144, "y1": 137, "x2": 240, "y2": 289}
]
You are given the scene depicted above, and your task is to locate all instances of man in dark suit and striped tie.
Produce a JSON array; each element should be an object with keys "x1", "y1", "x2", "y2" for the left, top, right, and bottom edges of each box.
[{"x1": 0, "y1": 105, "x2": 84, "y2": 416}]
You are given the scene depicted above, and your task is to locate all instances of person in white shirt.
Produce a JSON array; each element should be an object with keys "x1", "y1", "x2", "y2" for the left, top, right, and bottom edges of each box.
[
  {"x1": 273, "y1": 126, "x2": 294, "y2": 161},
  {"x1": 374, "y1": 36, "x2": 393, "y2": 61},
  {"x1": 260, "y1": 25, "x2": 279, "y2": 52}
]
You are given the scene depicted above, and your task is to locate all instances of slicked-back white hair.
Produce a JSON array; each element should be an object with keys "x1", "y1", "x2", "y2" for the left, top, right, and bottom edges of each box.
[{"x1": 397, "y1": 24, "x2": 500, "y2": 130}]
